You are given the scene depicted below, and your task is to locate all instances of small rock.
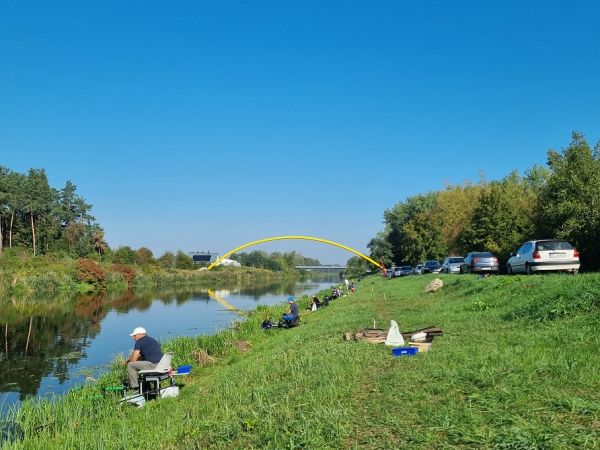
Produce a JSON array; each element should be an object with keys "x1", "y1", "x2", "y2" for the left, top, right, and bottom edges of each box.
[{"x1": 424, "y1": 278, "x2": 444, "y2": 293}]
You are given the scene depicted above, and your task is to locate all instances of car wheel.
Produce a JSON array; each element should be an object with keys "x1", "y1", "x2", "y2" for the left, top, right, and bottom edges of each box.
[
  {"x1": 572, "y1": 269, "x2": 579, "y2": 275},
  {"x1": 525, "y1": 263, "x2": 532, "y2": 275},
  {"x1": 507, "y1": 264, "x2": 513, "y2": 275}
]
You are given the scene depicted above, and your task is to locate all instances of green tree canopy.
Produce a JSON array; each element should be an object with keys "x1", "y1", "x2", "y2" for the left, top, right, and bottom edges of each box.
[{"x1": 537, "y1": 132, "x2": 600, "y2": 269}]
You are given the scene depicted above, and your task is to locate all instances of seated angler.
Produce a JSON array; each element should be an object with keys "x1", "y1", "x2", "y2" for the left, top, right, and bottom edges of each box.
[
  {"x1": 282, "y1": 296, "x2": 299, "y2": 323},
  {"x1": 123, "y1": 327, "x2": 163, "y2": 391}
]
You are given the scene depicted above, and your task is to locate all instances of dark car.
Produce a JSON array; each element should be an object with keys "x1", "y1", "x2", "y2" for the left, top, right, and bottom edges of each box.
[
  {"x1": 422, "y1": 260, "x2": 442, "y2": 274},
  {"x1": 393, "y1": 266, "x2": 414, "y2": 277},
  {"x1": 460, "y1": 252, "x2": 499, "y2": 274}
]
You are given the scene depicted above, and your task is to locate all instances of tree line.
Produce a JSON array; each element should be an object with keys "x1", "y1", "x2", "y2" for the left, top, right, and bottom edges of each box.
[
  {"x1": 0, "y1": 167, "x2": 106, "y2": 257},
  {"x1": 365, "y1": 132, "x2": 600, "y2": 272},
  {"x1": 230, "y1": 251, "x2": 320, "y2": 272},
  {"x1": 0, "y1": 166, "x2": 321, "y2": 271}
]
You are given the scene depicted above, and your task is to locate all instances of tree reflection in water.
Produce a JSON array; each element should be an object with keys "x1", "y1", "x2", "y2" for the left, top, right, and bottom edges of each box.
[{"x1": 0, "y1": 276, "x2": 340, "y2": 402}]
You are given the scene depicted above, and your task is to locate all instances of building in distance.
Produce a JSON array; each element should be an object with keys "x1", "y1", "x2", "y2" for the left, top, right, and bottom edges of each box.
[{"x1": 189, "y1": 251, "x2": 219, "y2": 265}]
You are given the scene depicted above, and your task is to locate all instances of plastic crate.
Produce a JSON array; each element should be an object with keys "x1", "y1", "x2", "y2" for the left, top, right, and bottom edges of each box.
[{"x1": 391, "y1": 347, "x2": 418, "y2": 357}]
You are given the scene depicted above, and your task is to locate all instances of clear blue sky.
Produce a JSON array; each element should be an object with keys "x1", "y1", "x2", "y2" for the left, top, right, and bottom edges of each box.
[{"x1": 1, "y1": 1, "x2": 599, "y2": 264}]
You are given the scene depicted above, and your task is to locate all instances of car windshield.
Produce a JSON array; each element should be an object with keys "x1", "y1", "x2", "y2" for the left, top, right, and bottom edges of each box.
[
  {"x1": 401, "y1": 266, "x2": 412, "y2": 270},
  {"x1": 425, "y1": 261, "x2": 439, "y2": 267},
  {"x1": 448, "y1": 257, "x2": 463, "y2": 263},
  {"x1": 536, "y1": 241, "x2": 573, "y2": 251},
  {"x1": 472, "y1": 252, "x2": 493, "y2": 257}
]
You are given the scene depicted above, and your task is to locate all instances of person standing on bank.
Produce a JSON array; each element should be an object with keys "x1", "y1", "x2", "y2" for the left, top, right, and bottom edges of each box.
[{"x1": 124, "y1": 327, "x2": 163, "y2": 390}]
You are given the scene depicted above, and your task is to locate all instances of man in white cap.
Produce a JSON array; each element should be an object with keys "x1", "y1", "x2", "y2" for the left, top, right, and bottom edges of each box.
[{"x1": 124, "y1": 326, "x2": 163, "y2": 391}]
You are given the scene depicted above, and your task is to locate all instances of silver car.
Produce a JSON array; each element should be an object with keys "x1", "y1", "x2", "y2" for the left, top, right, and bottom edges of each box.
[
  {"x1": 442, "y1": 256, "x2": 464, "y2": 274},
  {"x1": 507, "y1": 240, "x2": 580, "y2": 275}
]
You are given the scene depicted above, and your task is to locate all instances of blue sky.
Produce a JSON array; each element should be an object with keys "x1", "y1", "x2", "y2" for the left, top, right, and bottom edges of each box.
[{"x1": 1, "y1": 1, "x2": 599, "y2": 264}]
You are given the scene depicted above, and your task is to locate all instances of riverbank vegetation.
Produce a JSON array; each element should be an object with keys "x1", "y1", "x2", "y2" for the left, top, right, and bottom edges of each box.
[
  {"x1": 0, "y1": 249, "x2": 291, "y2": 299},
  {"x1": 0, "y1": 166, "x2": 319, "y2": 299},
  {"x1": 4, "y1": 272, "x2": 598, "y2": 448},
  {"x1": 365, "y1": 132, "x2": 600, "y2": 271}
]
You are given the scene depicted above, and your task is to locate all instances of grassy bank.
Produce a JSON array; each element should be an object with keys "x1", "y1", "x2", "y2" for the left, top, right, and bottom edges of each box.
[
  {"x1": 0, "y1": 251, "x2": 291, "y2": 299},
  {"x1": 4, "y1": 273, "x2": 600, "y2": 449}
]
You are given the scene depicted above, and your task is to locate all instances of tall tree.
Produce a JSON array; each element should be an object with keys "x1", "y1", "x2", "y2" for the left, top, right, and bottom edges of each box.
[
  {"x1": 113, "y1": 246, "x2": 136, "y2": 265},
  {"x1": 5, "y1": 171, "x2": 26, "y2": 248},
  {"x1": 436, "y1": 183, "x2": 483, "y2": 255},
  {"x1": 367, "y1": 232, "x2": 394, "y2": 268},
  {"x1": 537, "y1": 132, "x2": 600, "y2": 270},
  {"x1": 0, "y1": 166, "x2": 9, "y2": 253},
  {"x1": 460, "y1": 177, "x2": 534, "y2": 263},
  {"x1": 23, "y1": 169, "x2": 55, "y2": 255},
  {"x1": 56, "y1": 180, "x2": 94, "y2": 228},
  {"x1": 134, "y1": 247, "x2": 155, "y2": 265},
  {"x1": 91, "y1": 228, "x2": 109, "y2": 256},
  {"x1": 384, "y1": 193, "x2": 446, "y2": 264}
]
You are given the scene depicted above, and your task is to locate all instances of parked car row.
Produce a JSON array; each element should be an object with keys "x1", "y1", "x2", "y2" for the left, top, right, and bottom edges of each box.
[{"x1": 387, "y1": 239, "x2": 580, "y2": 278}]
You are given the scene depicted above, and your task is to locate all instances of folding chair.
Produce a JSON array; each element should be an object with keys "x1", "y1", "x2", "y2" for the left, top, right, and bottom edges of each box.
[{"x1": 137, "y1": 352, "x2": 175, "y2": 399}]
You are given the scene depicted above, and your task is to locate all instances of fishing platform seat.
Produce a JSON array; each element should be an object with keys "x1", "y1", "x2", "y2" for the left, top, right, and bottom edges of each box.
[
  {"x1": 137, "y1": 352, "x2": 176, "y2": 399},
  {"x1": 279, "y1": 315, "x2": 300, "y2": 329}
]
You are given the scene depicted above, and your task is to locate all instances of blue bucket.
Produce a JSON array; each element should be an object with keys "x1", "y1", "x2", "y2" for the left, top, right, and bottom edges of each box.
[{"x1": 391, "y1": 347, "x2": 418, "y2": 357}]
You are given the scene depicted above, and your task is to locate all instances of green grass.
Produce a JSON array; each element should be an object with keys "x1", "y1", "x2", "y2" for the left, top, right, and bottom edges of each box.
[{"x1": 4, "y1": 273, "x2": 600, "y2": 449}]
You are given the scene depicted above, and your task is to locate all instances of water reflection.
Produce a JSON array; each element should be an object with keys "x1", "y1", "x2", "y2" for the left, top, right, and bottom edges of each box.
[
  {"x1": 0, "y1": 275, "x2": 341, "y2": 406},
  {"x1": 1, "y1": 313, "x2": 97, "y2": 400}
]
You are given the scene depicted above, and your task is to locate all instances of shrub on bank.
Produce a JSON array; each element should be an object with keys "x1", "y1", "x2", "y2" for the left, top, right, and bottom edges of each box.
[
  {"x1": 74, "y1": 258, "x2": 107, "y2": 288},
  {"x1": 110, "y1": 264, "x2": 136, "y2": 285}
]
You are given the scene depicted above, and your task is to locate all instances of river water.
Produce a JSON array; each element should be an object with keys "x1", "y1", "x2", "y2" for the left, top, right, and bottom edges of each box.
[{"x1": 0, "y1": 275, "x2": 341, "y2": 410}]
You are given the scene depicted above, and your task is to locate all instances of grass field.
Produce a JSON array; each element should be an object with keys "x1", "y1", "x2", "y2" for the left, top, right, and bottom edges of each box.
[{"x1": 4, "y1": 273, "x2": 600, "y2": 449}]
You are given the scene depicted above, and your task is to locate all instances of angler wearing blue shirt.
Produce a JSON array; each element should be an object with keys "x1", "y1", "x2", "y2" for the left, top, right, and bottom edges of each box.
[{"x1": 124, "y1": 326, "x2": 163, "y2": 390}]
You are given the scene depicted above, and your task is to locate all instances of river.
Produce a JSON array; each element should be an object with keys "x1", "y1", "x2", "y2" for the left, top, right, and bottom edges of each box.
[{"x1": 0, "y1": 275, "x2": 342, "y2": 411}]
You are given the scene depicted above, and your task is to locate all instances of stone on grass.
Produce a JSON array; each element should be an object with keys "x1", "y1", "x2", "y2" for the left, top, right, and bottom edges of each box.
[{"x1": 424, "y1": 278, "x2": 444, "y2": 293}]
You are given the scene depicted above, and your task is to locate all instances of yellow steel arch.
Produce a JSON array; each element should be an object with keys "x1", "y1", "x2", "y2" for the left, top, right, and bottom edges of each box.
[{"x1": 207, "y1": 235, "x2": 382, "y2": 270}]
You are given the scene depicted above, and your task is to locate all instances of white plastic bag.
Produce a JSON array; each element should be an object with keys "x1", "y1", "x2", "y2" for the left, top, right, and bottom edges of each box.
[
  {"x1": 385, "y1": 320, "x2": 405, "y2": 346},
  {"x1": 311, "y1": 302, "x2": 317, "y2": 312}
]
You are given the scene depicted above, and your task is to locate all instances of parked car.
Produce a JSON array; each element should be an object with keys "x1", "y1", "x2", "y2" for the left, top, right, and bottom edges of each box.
[
  {"x1": 460, "y1": 252, "x2": 499, "y2": 274},
  {"x1": 386, "y1": 269, "x2": 393, "y2": 278},
  {"x1": 442, "y1": 256, "x2": 464, "y2": 274},
  {"x1": 393, "y1": 266, "x2": 414, "y2": 277},
  {"x1": 413, "y1": 264, "x2": 424, "y2": 275},
  {"x1": 422, "y1": 260, "x2": 442, "y2": 274},
  {"x1": 506, "y1": 240, "x2": 580, "y2": 275}
]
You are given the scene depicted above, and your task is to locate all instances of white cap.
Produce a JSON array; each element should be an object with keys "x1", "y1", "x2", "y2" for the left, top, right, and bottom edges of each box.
[{"x1": 130, "y1": 327, "x2": 147, "y2": 336}]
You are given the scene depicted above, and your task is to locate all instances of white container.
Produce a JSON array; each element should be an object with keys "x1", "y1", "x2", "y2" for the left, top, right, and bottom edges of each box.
[{"x1": 161, "y1": 385, "x2": 179, "y2": 398}]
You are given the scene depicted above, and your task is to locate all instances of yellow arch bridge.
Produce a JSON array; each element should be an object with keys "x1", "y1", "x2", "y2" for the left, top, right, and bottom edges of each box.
[{"x1": 207, "y1": 235, "x2": 382, "y2": 271}]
